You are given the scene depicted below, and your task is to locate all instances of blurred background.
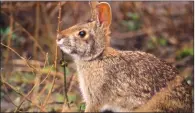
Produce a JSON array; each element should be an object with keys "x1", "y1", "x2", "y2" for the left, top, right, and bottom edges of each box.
[{"x1": 0, "y1": 1, "x2": 194, "y2": 112}]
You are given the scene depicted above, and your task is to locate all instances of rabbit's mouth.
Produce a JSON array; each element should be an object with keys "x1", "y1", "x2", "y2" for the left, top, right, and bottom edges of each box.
[
  {"x1": 58, "y1": 44, "x2": 78, "y2": 56},
  {"x1": 59, "y1": 45, "x2": 73, "y2": 54},
  {"x1": 57, "y1": 38, "x2": 72, "y2": 53}
]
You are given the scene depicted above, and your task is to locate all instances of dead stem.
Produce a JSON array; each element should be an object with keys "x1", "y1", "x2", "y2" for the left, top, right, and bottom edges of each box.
[
  {"x1": 33, "y1": 2, "x2": 40, "y2": 60},
  {"x1": 42, "y1": 2, "x2": 62, "y2": 109},
  {"x1": 1, "y1": 77, "x2": 44, "y2": 111},
  {"x1": 1, "y1": 43, "x2": 37, "y2": 73},
  {"x1": 2, "y1": 83, "x2": 18, "y2": 108},
  {"x1": 40, "y1": 3, "x2": 56, "y2": 61},
  {"x1": 56, "y1": 1, "x2": 70, "y2": 109},
  {"x1": 32, "y1": 3, "x2": 41, "y2": 107},
  {"x1": 4, "y1": 2, "x2": 13, "y2": 65},
  {"x1": 14, "y1": 65, "x2": 54, "y2": 112},
  {"x1": 43, "y1": 53, "x2": 49, "y2": 68},
  {"x1": 1, "y1": 11, "x2": 46, "y2": 57}
]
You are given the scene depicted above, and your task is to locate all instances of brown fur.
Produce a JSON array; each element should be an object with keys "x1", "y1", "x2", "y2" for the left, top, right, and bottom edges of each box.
[
  {"x1": 134, "y1": 68, "x2": 193, "y2": 112},
  {"x1": 56, "y1": 2, "x2": 192, "y2": 112}
]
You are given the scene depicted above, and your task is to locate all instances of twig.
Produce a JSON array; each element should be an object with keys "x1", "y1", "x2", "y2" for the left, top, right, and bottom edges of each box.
[
  {"x1": 4, "y1": 2, "x2": 13, "y2": 65},
  {"x1": 33, "y1": 2, "x2": 40, "y2": 60},
  {"x1": 43, "y1": 53, "x2": 49, "y2": 68},
  {"x1": 61, "y1": 50, "x2": 70, "y2": 109},
  {"x1": 57, "y1": 2, "x2": 62, "y2": 34},
  {"x1": 32, "y1": 5, "x2": 41, "y2": 107},
  {"x1": 14, "y1": 65, "x2": 53, "y2": 112},
  {"x1": 42, "y1": 1, "x2": 62, "y2": 108},
  {"x1": 67, "y1": 74, "x2": 75, "y2": 92},
  {"x1": 21, "y1": 27, "x2": 45, "y2": 57},
  {"x1": 12, "y1": 67, "x2": 63, "y2": 79},
  {"x1": 40, "y1": 2, "x2": 56, "y2": 61},
  {"x1": 1, "y1": 77, "x2": 44, "y2": 111},
  {"x1": 14, "y1": 83, "x2": 37, "y2": 112},
  {"x1": 39, "y1": 65, "x2": 54, "y2": 85},
  {"x1": 12, "y1": 59, "x2": 44, "y2": 67},
  {"x1": 56, "y1": 1, "x2": 70, "y2": 109},
  {"x1": 2, "y1": 82, "x2": 18, "y2": 108},
  {"x1": 1, "y1": 43, "x2": 37, "y2": 73},
  {"x1": 1, "y1": 11, "x2": 46, "y2": 57}
]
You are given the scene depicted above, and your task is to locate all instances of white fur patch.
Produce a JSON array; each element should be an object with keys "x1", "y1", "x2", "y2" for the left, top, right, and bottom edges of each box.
[
  {"x1": 101, "y1": 104, "x2": 122, "y2": 112},
  {"x1": 56, "y1": 38, "x2": 71, "y2": 54},
  {"x1": 60, "y1": 46, "x2": 71, "y2": 54},
  {"x1": 77, "y1": 67, "x2": 89, "y2": 102}
]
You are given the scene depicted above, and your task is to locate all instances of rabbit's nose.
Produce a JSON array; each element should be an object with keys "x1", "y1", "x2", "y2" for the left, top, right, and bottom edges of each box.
[{"x1": 57, "y1": 34, "x2": 64, "y2": 41}]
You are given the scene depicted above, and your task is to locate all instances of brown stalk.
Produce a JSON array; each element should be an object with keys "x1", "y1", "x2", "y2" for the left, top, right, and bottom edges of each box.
[
  {"x1": 1, "y1": 77, "x2": 44, "y2": 111},
  {"x1": 42, "y1": 2, "x2": 63, "y2": 109},
  {"x1": 2, "y1": 82, "x2": 18, "y2": 108},
  {"x1": 58, "y1": 2, "x2": 70, "y2": 110},
  {"x1": 4, "y1": 2, "x2": 13, "y2": 65},
  {"x1": 14, "y1": 65, "x2": 54, "y2": 112},
  {"x1": 40, "y1": 3, "x2": 56, "y2": 60},
  {"x1": 1, "y1": 43, "x2": 37, "y2": 73},
  {"x1": 43, "y1": 53, "x2": 49, "y2": 68},
  {"x1": 1, "y1": 11, "x2": 46, "y2": 57},
  {"x1": 12, "y1": 67, "x2": 63, "y2": 79},
  {"x1": 33, "y1": 2, "x2": 40, "y2": 60},
  {"x1": 32, "y1": 2, "x2": 41, "y2": 106}
]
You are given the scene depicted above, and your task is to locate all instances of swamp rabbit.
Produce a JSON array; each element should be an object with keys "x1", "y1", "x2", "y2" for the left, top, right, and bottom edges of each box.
[{"x1": 56, "y1": 2, "x2": 192, "y2": 112}]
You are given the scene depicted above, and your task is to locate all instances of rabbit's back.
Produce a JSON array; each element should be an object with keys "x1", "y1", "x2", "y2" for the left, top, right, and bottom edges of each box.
[{"x1": 76, "y1": 50, "x2": 181, "y2": 111}]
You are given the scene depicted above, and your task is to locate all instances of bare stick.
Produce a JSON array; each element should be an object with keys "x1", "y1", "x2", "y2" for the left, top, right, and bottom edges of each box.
[
  {"x1": 1, "y1": 43, "x2": 37, "y2": 73},
  {"x1": 42, "y1": 1, "x2": 62, "y2": 108},
  {"x1": 4, "y1": 2, "x2": 13, "y2": 65},
  {"x1": 14, "y1": 65, "x2": 53, "y2": 112},
  {"x1": 1, "y1": 77, "x2": 44, "y2": 111},
  {"x1": 57, "y1": 1, "x2": 70, "y2": 109},
  {"x1": 1, "y1": 11, "x2": 45, "y2": 57},
  {"x1": 57, "y1": 2, "x2": 62, "y2": 34},
  {"x1": 2, "y1": 82, "x2": 18, "y2": 108},
  {"x1": 33, "y1": 2, "x2": 40, "y2": 60}
]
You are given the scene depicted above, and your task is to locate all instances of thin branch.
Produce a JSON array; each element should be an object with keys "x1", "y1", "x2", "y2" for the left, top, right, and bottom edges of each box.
[
  {"x1": 42, "y1": 1, "x2": 62, "y2": 108},
  {"x1": 43, "y1": 53, "x2": 49, "y2": 68},
  {"x1": 2, "y1": 83, "x2": 18, "y2": 108},
  {"x1": 1, "y1": 11, "x2": 46, "y2": 57},
  {"x1": 56, "y1": 1, "x2": 70, "y2": 109},
  {"x1": 1, "y1": 78, "x2": 44, "y2": 111},
  {"x1": 33, "y1": 2, "x2": 40, "y2": 60},
  {"x1": 14, "y1": 65, "x2": 54, "y2": 112},
  {"x1": 4, "y1": 2, "x2": 13, "y2": 65},
  {"x1": 61, "y1": 50, "x2": 70, "y2": 109},
  {"x1": 1, "y1": 43, "x2": 37, "y2": 73},
  {"x1": 39, "y1": 65, "x2": 54, "y2": 85},
  {"x1": 57, "y1": 1, "x2": 70, "y2": 109},
  {"x1": 57, "y1": 2, "x2": 62, "y2": 34}
]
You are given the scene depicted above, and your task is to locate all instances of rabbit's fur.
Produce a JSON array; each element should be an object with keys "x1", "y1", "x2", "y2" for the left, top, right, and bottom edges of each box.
[{"x1": 56, "y1": 2, "x2": 192, "y2": 112}]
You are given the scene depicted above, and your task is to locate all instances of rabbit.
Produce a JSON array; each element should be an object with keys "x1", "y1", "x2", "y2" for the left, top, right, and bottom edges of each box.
[{"x1": 56, "y1": 2, "x2": 192, "y2": 112}]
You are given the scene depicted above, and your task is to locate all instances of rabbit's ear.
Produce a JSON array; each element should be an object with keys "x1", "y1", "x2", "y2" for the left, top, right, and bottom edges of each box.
[
  {"x1": 89, "y1": 1, "x2": 99, "y2": 21},
  {"x1": 96, "y1": 2, "x2": 112, "y2": 28}
]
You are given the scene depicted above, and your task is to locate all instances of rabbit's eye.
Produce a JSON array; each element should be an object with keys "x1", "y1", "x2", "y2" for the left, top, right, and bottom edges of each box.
[{"x1": 78, "y1": 31, "x2": 86, "y2": 38}]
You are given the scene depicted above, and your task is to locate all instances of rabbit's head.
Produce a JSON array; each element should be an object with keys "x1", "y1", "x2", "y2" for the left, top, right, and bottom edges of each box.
[{"x1": 57, "y1": 2, "x2": 112, "y2": 61}]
